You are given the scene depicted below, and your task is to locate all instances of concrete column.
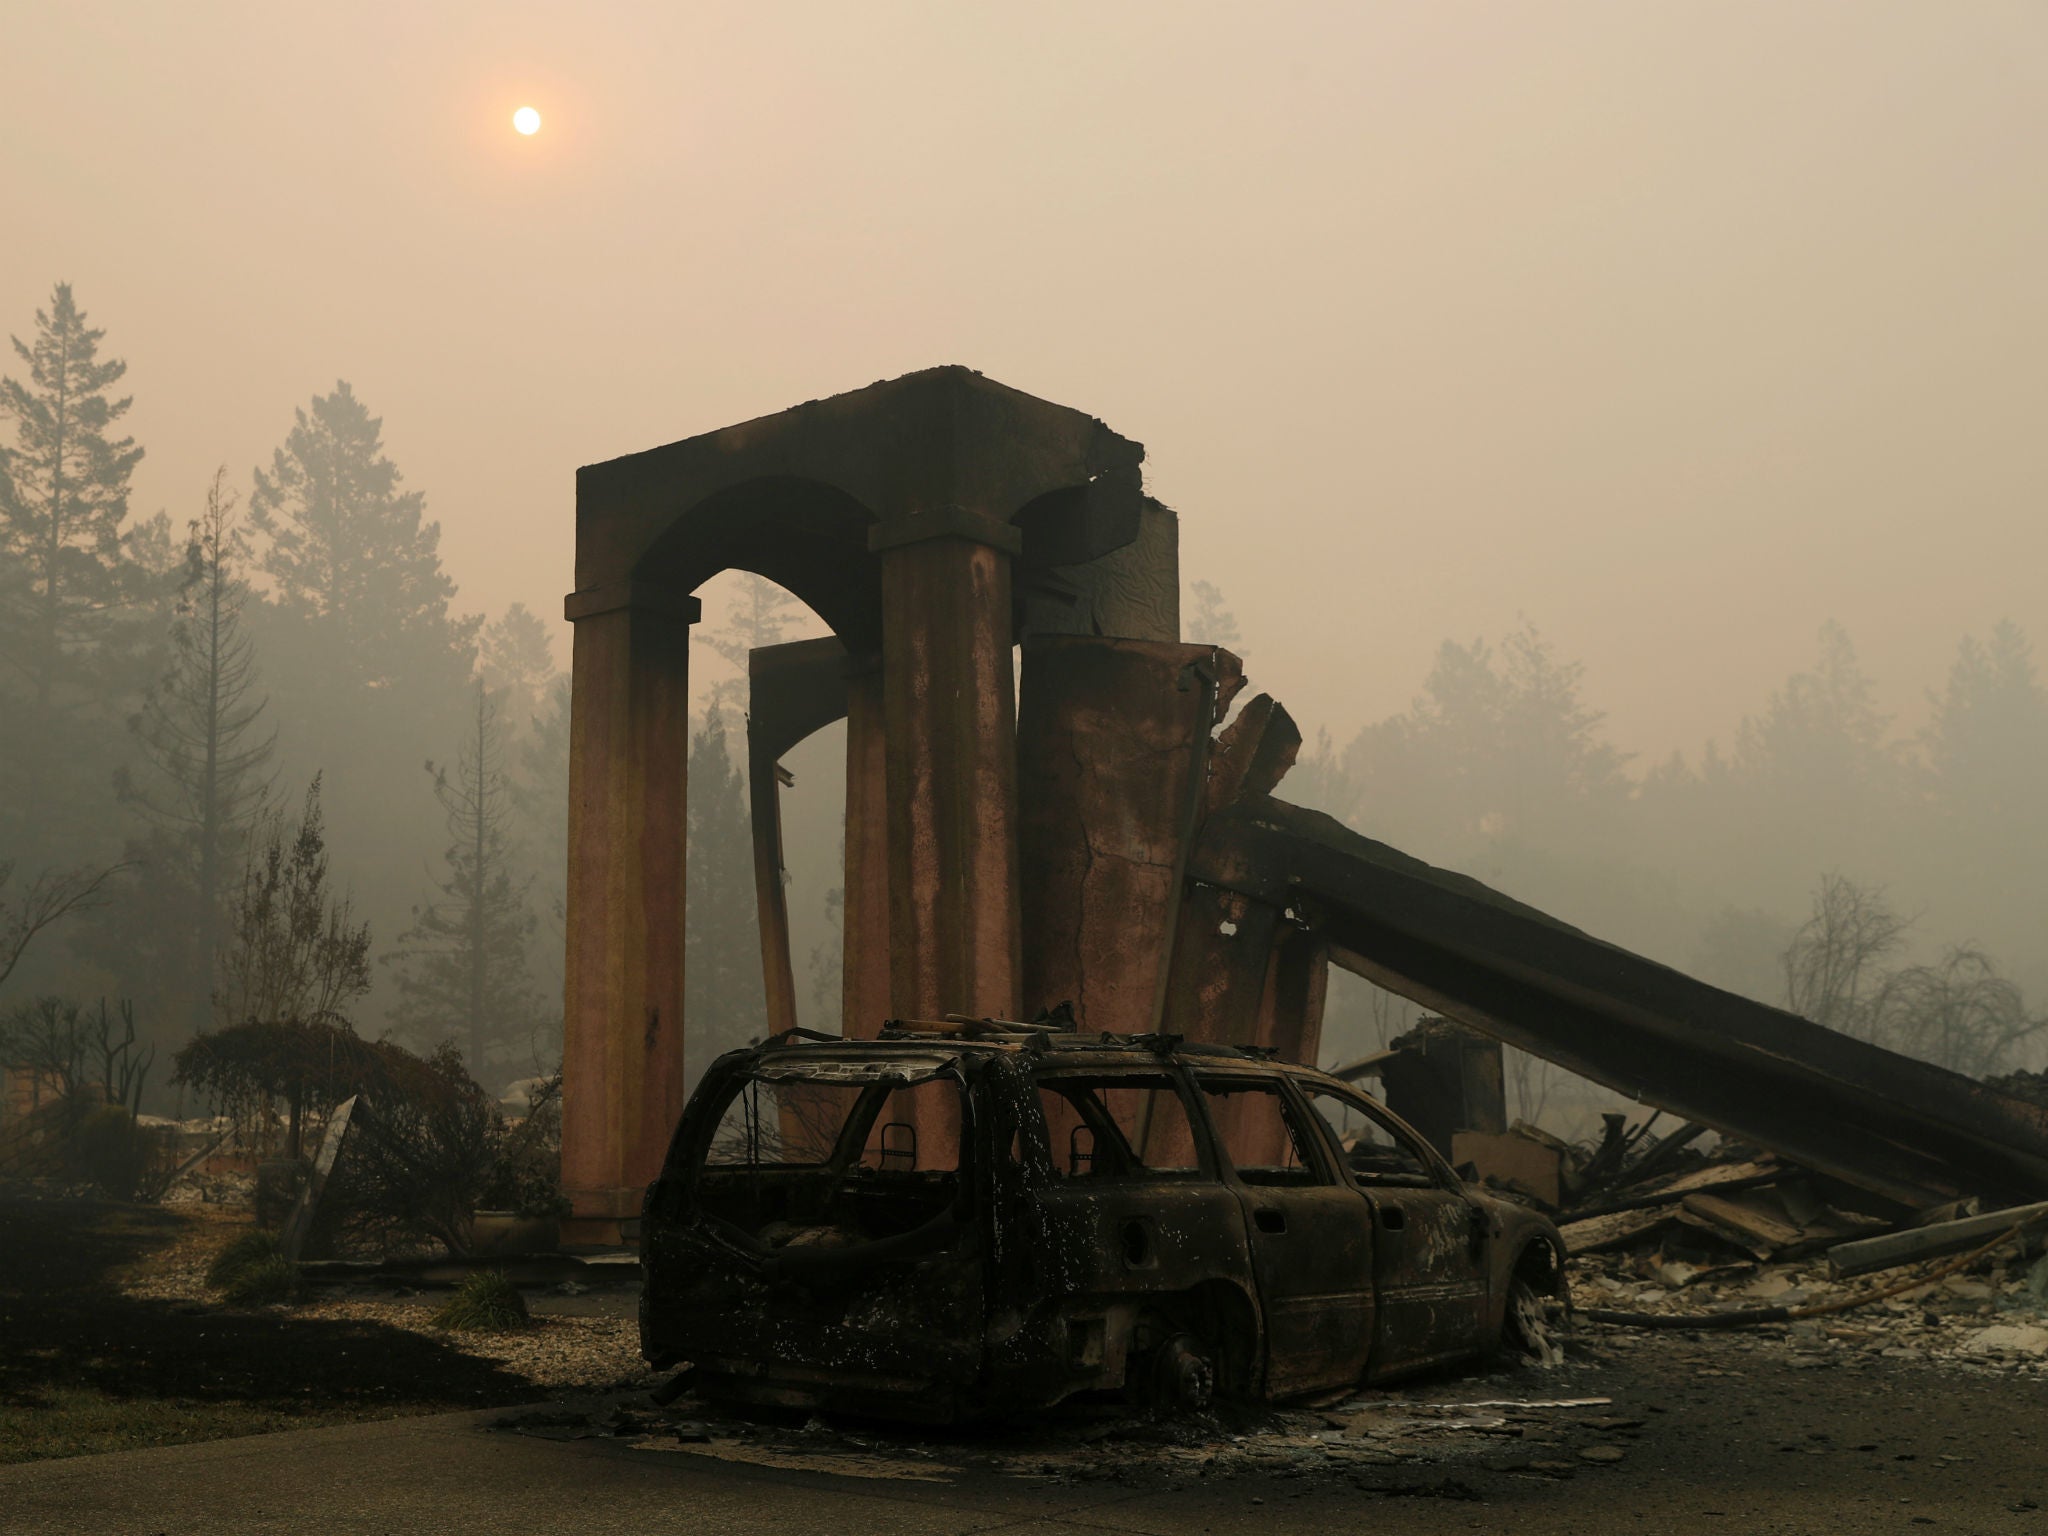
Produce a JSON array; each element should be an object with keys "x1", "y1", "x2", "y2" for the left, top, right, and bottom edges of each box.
[
  {"x1": 1146, "y1": 884, "x2": 1284, "y2": 1166},
  {"x1": 1254, "y1": 924, "x2": 1330, "y2": 1066},
  {"x1": 1016, "y1": 637, "x2": 1243, "y2": 1034},
  {"x1": 841, "y1": 656, "x2": 893, "y2": 1037},
  {"x1": 871, "y1": 510, "x2": 1024, "y2": 1021},
  {"x1": 1159, "y1": 883, "x2": 1283, "y2": 1048},
  {"x1": 559, "y1": 582, "x2": 698, "y2": 1247},
  {"x1": 748, "y1": 732, "x2": 799, "y2": 1043}
]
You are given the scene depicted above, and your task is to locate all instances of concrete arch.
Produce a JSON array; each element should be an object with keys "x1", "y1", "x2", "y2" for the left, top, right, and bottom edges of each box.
[
  {"x1": 560, "y1": 367, "x2": 1174, "y2": 1242},
  {"x1": 632, "y1": 476, "x2": 883, "y2": 652}
]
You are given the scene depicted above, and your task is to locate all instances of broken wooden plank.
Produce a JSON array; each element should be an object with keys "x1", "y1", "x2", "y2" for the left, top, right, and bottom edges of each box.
[
  {"x1": 1680, "y1": 1191, "x2": 1806, "y2": 1258},
  {"x1": 1827, "y1": 1198, "x2": 2048, "y2": 1280},
  {"x1": 1612, "y1": 1121, "x2": 1709, "y2": 1188},
  {"x1": 1558, "y1": 1204, "x2": 1678, "y2": 1255},
  {"x1": 278, "y1": 1094, "x2": 357, "y2": 1264},
  {"x1": 1633, "y1": 1157, "x2": 1781, "y2": 1203},
  {"x1": 1561, "y1": 1158, "x2": 1783, "y2": 1222}
]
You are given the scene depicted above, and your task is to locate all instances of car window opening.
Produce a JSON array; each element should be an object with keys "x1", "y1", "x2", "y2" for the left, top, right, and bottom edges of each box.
[
  {"x1": 1300, "y1": 1083, "x2": 1438, "y2": 1187},
  {"x1": 697, "y1": 1069, "x2": 968, "y2": 1253},
  {"x1": 1198, "y1": 1078, "x2": 1329, "y2": 1188},
  {"x1": 1035, "y1": 1074, "x2": 1201, "y2": 1178}
]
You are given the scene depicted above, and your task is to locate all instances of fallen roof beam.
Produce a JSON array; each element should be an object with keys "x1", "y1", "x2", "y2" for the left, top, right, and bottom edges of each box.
[{"x1": 1191, "y1": 795, "x2": 2048, "y2": 1209}]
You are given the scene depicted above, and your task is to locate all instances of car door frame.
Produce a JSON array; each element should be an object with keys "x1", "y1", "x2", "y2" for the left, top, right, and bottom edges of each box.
[
  {"x1": 1187, "y1": 1069, "x2": 1377, "y2": 1399},
  {"x1": 1291, "y1": 1074, "x2": 1495, "y2": 1380}
]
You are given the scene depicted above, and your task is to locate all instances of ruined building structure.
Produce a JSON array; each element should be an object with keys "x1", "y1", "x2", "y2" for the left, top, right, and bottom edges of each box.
[{"x1": 559, "y1": 368, "x2": 2048, "y2": 1246}]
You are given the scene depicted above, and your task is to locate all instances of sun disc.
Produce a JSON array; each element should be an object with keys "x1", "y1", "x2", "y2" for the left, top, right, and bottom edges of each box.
[{"x1": 513, "y1": 106, "x2": 541, "y2": 136}]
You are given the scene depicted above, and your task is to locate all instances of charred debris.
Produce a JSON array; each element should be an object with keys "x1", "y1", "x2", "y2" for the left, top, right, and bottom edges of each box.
[
  {"x1": 553, "y1": 369, "x2": 2048, "y2": 1404},
  {"x1": 1362, "y1": 1018, "x2": 2048, "y2": 1363}
]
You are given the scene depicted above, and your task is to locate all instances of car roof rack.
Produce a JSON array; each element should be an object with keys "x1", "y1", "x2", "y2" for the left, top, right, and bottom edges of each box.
[
  {"x1": 834, "y1": 1019, "x2": 1287, "y2": 1064},
  {"x1": 878, "y1": 1014, "x2": 1063, "y2": 1041}
]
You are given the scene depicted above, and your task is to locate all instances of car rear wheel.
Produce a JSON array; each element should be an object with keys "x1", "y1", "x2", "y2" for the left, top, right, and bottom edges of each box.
[
  {"x1": 1503, "y1": 1275, "x2": 1565, "y2": 1367},
  {"x1": 1146, "y1": 1331, "x2": 1217, "y2": 1411}
]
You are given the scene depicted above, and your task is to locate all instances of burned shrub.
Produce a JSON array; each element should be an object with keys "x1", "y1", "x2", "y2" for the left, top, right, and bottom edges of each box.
[
  {"x1": 323, "y1": 1051, "x2": 565, "y2": 1257},
  {"x1": 223, "y1": 1254, "x2": 303, "y2": 1306},
  {"x1": 0, "y1": 997, "x2": 172, "y2": 1198},
  {"x1": 207, "y1": 1229, "x2": 284, "y2": 1289},
  {"x1": 171, "y1": 1017, "x2": 415, "y2": 1162},
  {"x1": 435, "y1": 1269, "x2": 528, "y2": 1332}
]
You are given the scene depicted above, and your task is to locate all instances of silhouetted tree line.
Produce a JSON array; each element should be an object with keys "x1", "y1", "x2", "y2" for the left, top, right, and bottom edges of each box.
[
  {"x1": 0, "y1": 281, "x2": 785, "y2": 1115},
  {"x1": 3, "y1": 279, "x2": 2037, "y2": 1134},
  {"x1": 1197, "y1": 599, "x2": 2048, "y2": 1083}
]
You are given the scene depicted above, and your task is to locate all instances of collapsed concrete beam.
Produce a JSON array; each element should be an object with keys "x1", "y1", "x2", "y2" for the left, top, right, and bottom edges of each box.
[{"x1": 1189, "y1": 794, "x2": 2048, "y2": 1209}]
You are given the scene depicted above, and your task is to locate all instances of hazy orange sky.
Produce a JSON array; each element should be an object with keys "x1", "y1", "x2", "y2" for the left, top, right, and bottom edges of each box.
[{"x1": 7, "y1": 2, "x2": 2044, "y2": 762}]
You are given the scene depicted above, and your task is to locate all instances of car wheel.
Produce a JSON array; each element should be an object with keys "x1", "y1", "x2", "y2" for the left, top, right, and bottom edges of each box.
[
  {"x1": 1503, "y1": 1275, "x2": 1565, "y2": 1367},
  {"x1": 1146, "y1": 1331, "x2": 1217, "y2": 1412}
]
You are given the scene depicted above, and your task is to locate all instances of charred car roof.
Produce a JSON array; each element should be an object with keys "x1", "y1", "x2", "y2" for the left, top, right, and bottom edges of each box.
[{"x1": 727, "y1": 1026, "x2": 1359, "y2": 1084}]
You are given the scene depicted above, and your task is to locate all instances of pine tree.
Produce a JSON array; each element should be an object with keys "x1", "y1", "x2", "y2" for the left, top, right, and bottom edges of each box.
[
  {"x1": 100, "y1": 468, "x2": 276, "y2": 1039},
  {"x1": 478, "y1": 602, "x2": 557, "y2": 736},
  {"x1": 1185, "y1": 579, "x2": 1244, "y2": 658},
  {"x1": 0, "y1": 283, "x2": 149, "y2": 859},
  {"x1": 246, "y1": 381, "x2": 481, "y2": 1029},
  {"x1": 386, "y1": 684, "x2": 541, "y2": 1085},
  {"x1": 511, "y1": 673, "x2": 571, "y2": 1051},
  {"x1": 1735, "y1": 621, "x2": 1892, "y2": 792},
  {"x1": 1923, "y1": 620, "x2": 2047, "y2": 837},
  {"x1": 1337, "y1": 622, "x2": 1628, "y2": 855},
  {"x1": 699, "y1": 574, "x2": 801, "y2": 713},
  {"x1": 685, "y1": 710, "x2": 766, "y2": 1084},
  {"x1": 1721, "y1": 621, "x2": 1903, "y2": 892},
  {"x1": 248, "y1": 381, "x2": 479, "y2": 691}
]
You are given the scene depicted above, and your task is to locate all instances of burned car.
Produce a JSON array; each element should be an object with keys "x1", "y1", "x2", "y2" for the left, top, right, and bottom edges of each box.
[{"x1": 640, "y1": 1024, "x2": 1566, "y2": 1421}]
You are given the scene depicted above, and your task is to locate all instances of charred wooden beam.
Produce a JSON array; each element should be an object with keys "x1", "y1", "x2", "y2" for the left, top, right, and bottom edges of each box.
[{"x1": 1189, "y1": 794, "x2": 2048, "y2": 1208}]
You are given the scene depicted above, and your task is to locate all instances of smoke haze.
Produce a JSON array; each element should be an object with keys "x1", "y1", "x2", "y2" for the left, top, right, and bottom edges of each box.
[{"x1": 5, "y1": 3, "x2": 2046, "y2": 1103}]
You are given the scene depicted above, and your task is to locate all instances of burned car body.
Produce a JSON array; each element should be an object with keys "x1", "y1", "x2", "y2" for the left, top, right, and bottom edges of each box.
[{"x1": 640, "y1": 1027, "x2": 1566, "y2": 1421}]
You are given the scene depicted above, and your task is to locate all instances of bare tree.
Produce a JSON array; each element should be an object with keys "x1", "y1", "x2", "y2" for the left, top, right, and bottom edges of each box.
[
  {"x1": 1865, "y1": 947, "x2": 2043, "y2": 1078},
  {"x1": 1504, "y1": 1047, "x2": 1559, "y2": 1126},
  {"x1": 0, "y1": 996, "x2": 150, "y2": 1114},
  {"x1": 213, "y1": 778, "x2": 372, "y2": 1031},
  {"x1": 117, "y1": 468, "x2": 276, "y2": 1029},
  {"x1": 386, "y1": 684, "x2": 540, "y2": 1084},
  {"x1": 1778, "y1": 874, "x2": 2041, "y2": 1075},
  {"x1": 1365, "y1": 982, "x2": 1418, "y2": 1054},
  {"x1": 1782, "y1": 873, "x2": 1910, "y2": 1034},
  {"x1": 0, "y1": 859, "x2": 119, "y2": 991}
]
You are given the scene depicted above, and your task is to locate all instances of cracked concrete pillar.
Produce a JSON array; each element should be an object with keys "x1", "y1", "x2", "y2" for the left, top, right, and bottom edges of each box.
[
  {"x1": 559, "y1": 582, "x2": 697, "y2": 1246},
  {"x1": 1254, "y1": 922, "x2": 1331, "y2": 1065},
  {"x1": 872, "y1": 510, "x2": 1024, "y2": 1021},
  {"x1": 1016, "y1": 637, "x2": 1245, "y2": 1034},
  {"x1": 842, "y1": 655, "x2": 893, "y2": 1036}
]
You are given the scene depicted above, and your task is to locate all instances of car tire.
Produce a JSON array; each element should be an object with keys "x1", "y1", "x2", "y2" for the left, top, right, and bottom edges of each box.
[
  {"x1": 1145, "y1": 1331, "x2": 1218, "y2": 1412},
  {"x1": 1502, "y1": 1274, "x2": 1565, "y2": 1367}
]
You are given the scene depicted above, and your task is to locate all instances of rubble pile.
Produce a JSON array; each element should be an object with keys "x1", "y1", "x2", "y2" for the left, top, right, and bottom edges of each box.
[
  {"x1": 1552, "y1": 1145, "x2": 1895, "y2": 1267},
  {"x1": 1572, "y1": 1246, "x2": 2048, "y2": 1372},
  {"x1": 1459, "y1": 1107, "x2": 2048, "y2": 1372}
]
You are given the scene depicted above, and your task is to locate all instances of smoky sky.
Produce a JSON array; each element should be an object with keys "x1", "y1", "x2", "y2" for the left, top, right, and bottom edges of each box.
[{"x1": 7, "y1": 2, "x2": 2044, "y2": 761}]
